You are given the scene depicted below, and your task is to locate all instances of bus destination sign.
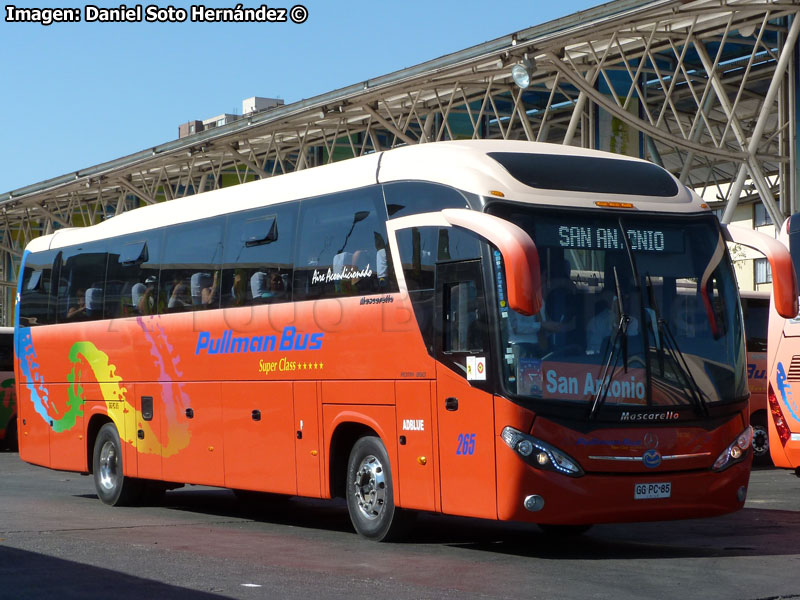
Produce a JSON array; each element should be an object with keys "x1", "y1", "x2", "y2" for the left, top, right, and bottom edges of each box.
[{"x1": 535, "y1": 224, "x2": 684, "y2": 253}]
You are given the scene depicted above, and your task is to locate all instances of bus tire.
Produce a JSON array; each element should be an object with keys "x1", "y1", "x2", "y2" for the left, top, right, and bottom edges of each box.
[
  {"x1": 346, "y1": 435, "x2": 403, "y2": 542},
  {"x1": 751, "y1": 412, "x2": 771, "y2": 465},
  {"x1": 92, "y1": 423, "x2": 142, "y2": 506}
]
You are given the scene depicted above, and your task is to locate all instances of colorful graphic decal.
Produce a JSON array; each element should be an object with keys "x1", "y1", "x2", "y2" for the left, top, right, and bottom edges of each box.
[
  {"x1": 776, "y1": 362, "x2": 800, "y2": 422},
  {"x1": 17, "y1": 328, "x2": 81, "y2": 433},
  {"x1": 138, "y1": 316, "x2": 191, "y2": 457},
  {"x1": 17, "y1": 316, "x2": 192, "y2": 457}
]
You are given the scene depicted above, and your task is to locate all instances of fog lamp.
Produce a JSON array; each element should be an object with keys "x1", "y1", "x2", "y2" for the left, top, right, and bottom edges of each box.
[{"x1": 518, "y1": 439, "x2": 534, "y2": 456}]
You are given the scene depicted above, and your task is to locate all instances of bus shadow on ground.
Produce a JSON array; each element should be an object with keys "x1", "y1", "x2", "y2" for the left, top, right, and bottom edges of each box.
[
  {"x1": 436, "y1": 507, "x2": 800, "y2": 560},
  {"x1": 75, "y1": 488, "x2": 800, "y2": 560},
  {"x1": 0, "y1": 546, "x2": 230, "y2": 600}
]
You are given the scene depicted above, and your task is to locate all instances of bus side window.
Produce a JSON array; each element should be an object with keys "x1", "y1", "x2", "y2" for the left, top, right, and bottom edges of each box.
[
  {"x1": 221, "y1": 202, "x2": 297, "y2": 307},
  {"x1": 18, "y1": 250, "x2": 59, "y2": 327},
  {"x1": 56, "y1": 243, "x2": 108, "y2": 323},
  {"x1": 106, "y1": 233, "x2": 163, "y2": 317},
  {"x1": 443, "y1": 280, "x2": 484, "y2": 353},
  {"x1": 293, "y1": 186, "x2": 391, "y2": 301},
  {"x1": 160, "y1": 218, "x2": 224, "y2": 313}
]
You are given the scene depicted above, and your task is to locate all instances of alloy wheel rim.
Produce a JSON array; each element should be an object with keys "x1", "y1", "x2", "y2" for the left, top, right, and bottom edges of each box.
[
  {"x1": 353, "y1": 454, "x2": 386, "y2": 520},
  {"x1": 753, "y1": 426, "x2": 769, "y2": 456},
  {"x1": 98, "y1": 441, "x2": 118, "y2": 491}
]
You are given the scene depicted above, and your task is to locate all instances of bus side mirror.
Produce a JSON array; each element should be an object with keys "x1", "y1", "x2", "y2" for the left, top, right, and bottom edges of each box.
[
  {"x1": 439, "y1": 209, "x2": 542, "y2": 316},
  {"x1": 386, "y1": 210, "x2": 543, "y2": 316},
  {"x1": 724, "y1": 225, "x2": 798, "y2": 319}
]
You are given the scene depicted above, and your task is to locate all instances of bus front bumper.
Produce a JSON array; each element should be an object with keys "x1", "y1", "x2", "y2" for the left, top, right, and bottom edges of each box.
[{"x1": 496, "y1": 451, "x2": 751, "y2": 525}]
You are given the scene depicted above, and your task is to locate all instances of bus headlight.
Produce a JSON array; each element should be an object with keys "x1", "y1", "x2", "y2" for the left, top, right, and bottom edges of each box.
[
  {"x1": 712, "y1": 426, "x2": 753, "y2": 471},
  {"x1": 501, "y1": 426, "x2": 584, "y2": 477}
]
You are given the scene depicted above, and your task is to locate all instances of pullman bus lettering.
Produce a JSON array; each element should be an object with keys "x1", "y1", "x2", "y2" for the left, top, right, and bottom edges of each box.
[{"x1": 195, "y1": 326, "x2": 323, "y2": 355}]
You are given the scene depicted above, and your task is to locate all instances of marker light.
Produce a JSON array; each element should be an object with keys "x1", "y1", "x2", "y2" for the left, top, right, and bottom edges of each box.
[
  {"x1": 501, "y1": 426, "x2": 584, "y2": 477},
  {"x1": 595, "y1": 201, "x2": 634, "y2": 208},
  {"x1": 713, "y1": 426, "x2": 753, "y2": 471}
]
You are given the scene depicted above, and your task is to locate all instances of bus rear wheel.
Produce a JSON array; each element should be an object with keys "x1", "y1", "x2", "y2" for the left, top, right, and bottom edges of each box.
[
  {"x1": 346, "y1": 436, "x2": 404, "y2": 542},
  {"x1": 93, "y1": 423, "x2": 143, "y2": 506}
]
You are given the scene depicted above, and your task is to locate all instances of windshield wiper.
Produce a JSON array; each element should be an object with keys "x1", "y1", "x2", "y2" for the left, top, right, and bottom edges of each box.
[
  {"x1": 589, "y1": 267, "x2": 630, "y2": 420},
  {"x1": 644, "y1": 274, "x2": 708, "y2": 416}
]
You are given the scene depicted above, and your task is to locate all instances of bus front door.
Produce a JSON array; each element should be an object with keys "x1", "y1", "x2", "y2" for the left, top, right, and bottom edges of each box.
[{"x1": 434, "y1": 259, "x2": 497, "y2": 519}]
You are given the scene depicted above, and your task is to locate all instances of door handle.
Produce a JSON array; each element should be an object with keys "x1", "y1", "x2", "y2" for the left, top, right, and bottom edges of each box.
[
  {"x1": 141, "y1": 396, "x2": 154, "y2": 421},
  {"x1": 445, "y1": 397, "x2": 459, "y2": 411}
]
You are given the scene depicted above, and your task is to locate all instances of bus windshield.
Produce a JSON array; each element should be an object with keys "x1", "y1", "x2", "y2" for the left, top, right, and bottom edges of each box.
[{"x1": 488, "y1": 205, "x2": 746, "y2": 413}]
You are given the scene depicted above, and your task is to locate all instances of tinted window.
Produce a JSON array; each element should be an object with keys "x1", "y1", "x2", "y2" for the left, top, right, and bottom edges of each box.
[
  {"x1": 105, "y1": 232, "x2": 163, "y2": 317},
  {"x1": 160, "y1": 218, "x2": 224, "y2": 312},
  {"x1": 221, "y1": 203, "x2": 297, "y2": 307},
  {"x1": 443, "y1": 280, "x2": 485, "y2": 352},
  {"x1": 384, "y1": 181, "x2": 469, "y2": 219},
  {"x1": 397, "y1": 227, "x2": 481, "y2": 291},
  {"x1": 19, "y1": 249, "x2": 59, "y2": 327},
  {"x1": 294, "y1": 186, "x2": 394, "y2": 300},
  {"x1": 487, "y1": 152, "x2": 679, "y2": 197},
  {"x1": 742, "y1": 297, "x2": 769, "y2": 352},
  {"x1": 56, "y1": 243, "x2": 108, "y2": 323}
]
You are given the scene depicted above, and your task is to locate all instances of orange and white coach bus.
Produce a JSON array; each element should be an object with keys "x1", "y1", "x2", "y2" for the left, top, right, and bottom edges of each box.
[
  {"x1": 14, "y1": 140, "x2": 798, "y2": 540},
  {"x1": 759, "y1": 214, "x2": 800, "y2": 472}
]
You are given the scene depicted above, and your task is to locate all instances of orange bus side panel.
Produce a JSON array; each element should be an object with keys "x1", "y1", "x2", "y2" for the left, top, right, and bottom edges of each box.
[
  {"x1": 435, "y1": 364, "x2": 497, "y2": 520},
  {"x1": 47, "y1": 384, "x2": 85, "y2": 472},
  {"x1": 294, "y1": 381, "x2": 322, "y2": 498},
  {"x1": 394, "y1": 380, "x2": 435, "y2": 511},
  {"x1": 161, "y1": 382, "x2": 224, "y2": 487},
  {"x1": 134, "y1": 383, "x2": 164, "y2": 481},
  {"x1": 322, "y1": 404, "x2": 398, "y2": 506},
  {"x1": 321, "y1": 380, "x2": 395, "y2": 405},
  {"x1": 223, "y1": 381, "x2": 297, "y2": 495},
  {"x1": 17, "y1": 388, "x2": 50, "y2": 467},
  {"x1": 768, "y1": 415, "x2": 792, "y2": 468}
]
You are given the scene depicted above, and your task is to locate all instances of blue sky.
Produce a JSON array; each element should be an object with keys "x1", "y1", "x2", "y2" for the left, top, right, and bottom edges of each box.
[{"x1": 0, "y1": 0, "x2": 600, "y2": 193}]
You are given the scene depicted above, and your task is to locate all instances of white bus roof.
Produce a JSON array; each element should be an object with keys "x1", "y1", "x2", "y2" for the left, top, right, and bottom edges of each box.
[{"x1": 27, "y1": 140, "x2": 704, "y2": 253}]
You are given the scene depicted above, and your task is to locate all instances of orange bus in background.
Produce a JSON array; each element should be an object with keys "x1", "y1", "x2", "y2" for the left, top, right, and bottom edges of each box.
[
  {"x1": 15, "y1": 141, "x2": 798, "y2": 540},
  {"x1": 741, "y1": 291, "x2": 770, "y2": 463},
  {"x1": 0, "y1": 327, "x2": 16, "y2": 451},
  {"x1": 764, "y1": 214, "x2": 800, "y2": 472}
]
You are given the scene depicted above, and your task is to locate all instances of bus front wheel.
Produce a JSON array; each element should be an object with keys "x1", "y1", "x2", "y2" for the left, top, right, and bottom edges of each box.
[
  {"x1": 92, "y1": 423, "x2": 142, "y2": 506},
  {"x1": 751, "y1": 412, "x2": 772, "y2": 465},
  {"x1": 345, "y1": 436, "x2": 403, "y2": 542}
]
